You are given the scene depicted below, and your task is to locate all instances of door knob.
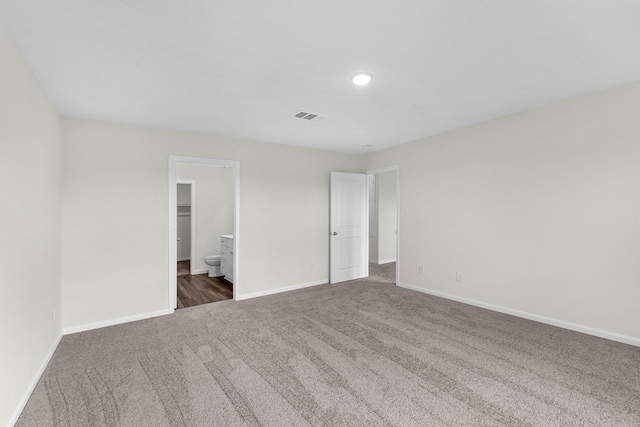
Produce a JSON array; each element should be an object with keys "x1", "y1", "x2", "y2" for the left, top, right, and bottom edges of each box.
[
  {"x1": 177, "y1": 237, "x2": 181, "y2": 241},
  {"x1": 332, "y1": 232, "x2": 338, "y2": 236}
]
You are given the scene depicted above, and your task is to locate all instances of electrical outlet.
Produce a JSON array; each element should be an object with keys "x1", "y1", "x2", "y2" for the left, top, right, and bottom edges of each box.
[
  {"x1": 418, "y1": 265, "x2": 424, "y2": 275},
  {"x1": 456, "y1": 272, "x2": 464, "y2": 282}
]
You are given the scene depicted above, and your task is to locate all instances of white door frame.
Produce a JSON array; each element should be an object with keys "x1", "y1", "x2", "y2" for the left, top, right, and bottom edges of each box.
[
  {"x1": 176, "y1": 180, "x2": 196, "y2": 271},
  {"x1": 365, "y1": 165, "x2": 400, "y2": 286},
  {"x1": 168, "y1": 155, "x2": 240, "y2": 310}
]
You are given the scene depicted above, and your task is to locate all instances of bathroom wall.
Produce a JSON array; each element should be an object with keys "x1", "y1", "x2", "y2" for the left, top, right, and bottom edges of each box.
[
  {"x1": 0, "y1": 23, "x2": 62, "y2": 427},
  {"x1": 61, "y1": 117, "x2": 365, "y2": 329},
  {"x1": 177, "y1": 165, "x2": 234, "y2": 273}
]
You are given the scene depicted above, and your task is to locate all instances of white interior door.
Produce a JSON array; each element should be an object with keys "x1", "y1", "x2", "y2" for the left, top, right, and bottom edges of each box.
[{"x1": 330, "y1": 172, "x2": 368, "y2": 284}]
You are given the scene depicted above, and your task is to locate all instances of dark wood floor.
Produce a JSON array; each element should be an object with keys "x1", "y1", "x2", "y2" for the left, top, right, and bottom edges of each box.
[
  {"x1": 177, "y1": 260, "x2": 190, "y2": 276},
  {"x1": 177, "y1": 261, "x2": 233, "y2": 309}
]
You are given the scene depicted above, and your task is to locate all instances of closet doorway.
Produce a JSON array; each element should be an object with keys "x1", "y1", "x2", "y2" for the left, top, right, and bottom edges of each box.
[{"x1": 176, "y1": 181, "x2": 194, "y2": 269}]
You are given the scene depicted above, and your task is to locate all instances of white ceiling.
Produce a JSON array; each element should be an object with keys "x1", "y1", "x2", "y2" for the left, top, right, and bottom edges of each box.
[{"x1": 1, "y1": 1, "x2": 640, "y2": 154}]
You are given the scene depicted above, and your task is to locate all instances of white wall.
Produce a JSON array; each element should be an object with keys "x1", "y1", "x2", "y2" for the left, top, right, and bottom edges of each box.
[
  {"x1": 0, "y1": 24, "x2": 62, "y2": 427},
  {"x1": 177, "y1": 165, "x2": 234, "y2": 272},
  {"x1": 376, "y1": 171, "x2": 397, "y2": 263},
  {"x1": 61, "y1": 118, "x2": 364, "y2": 329},
  {"x1": 176, "y1": 183, "x2": 191, "y2": 205},
  {"x1": 367, "y1": 81, "x2": 640, "y2": 341},
  {"x1": 368, "y1": 175, "x2": 378, "y2": 262}
]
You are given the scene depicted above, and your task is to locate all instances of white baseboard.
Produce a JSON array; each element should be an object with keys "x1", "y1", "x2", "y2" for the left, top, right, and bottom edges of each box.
[
  {"x1": 190, "y1": 268, "x2": 208, "y2": 275},
  {"x1": 236, "y1": 279, "x2": 327, "y2": 301},
  {"x1": 397, "y1": 282, "x2": 640, "y2": 348},
  {"x1": 62, "y1": 309, "x2": 174, "y2": 335},
  {"x1": 9, "y1": 330, "x2": 63, "y2": 427}
]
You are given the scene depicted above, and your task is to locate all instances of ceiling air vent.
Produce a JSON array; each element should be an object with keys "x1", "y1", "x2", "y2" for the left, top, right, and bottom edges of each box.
[{"x1": 293, "y1": 111, "x2": 325, "y2": 121}]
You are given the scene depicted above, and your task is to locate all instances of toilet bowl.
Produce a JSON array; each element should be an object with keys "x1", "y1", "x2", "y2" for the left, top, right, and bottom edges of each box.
[{"x1": 204, "y1": 255, "x2": 222, "y2": 277}]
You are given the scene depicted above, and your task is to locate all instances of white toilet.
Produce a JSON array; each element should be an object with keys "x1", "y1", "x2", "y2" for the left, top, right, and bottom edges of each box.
[{"x1": 204, "y1": 255, "x2": 222, "y2": 277}]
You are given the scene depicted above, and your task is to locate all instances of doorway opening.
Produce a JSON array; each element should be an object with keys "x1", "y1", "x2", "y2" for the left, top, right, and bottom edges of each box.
[
  {"x1": 175, "y1": 178, "x2": 233, "y2": 308},
  {"x1": 328, "y1": 166, "x2": 399, "y2": 286},
  {"x1": 366, "y1": 166, "x2": 399, "y2": 285},
  {"x1": 168, "y1": 156, "x2": 240, "y2": 311}
]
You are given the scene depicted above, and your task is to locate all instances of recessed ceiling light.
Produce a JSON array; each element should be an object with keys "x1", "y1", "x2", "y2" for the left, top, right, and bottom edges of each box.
[
  {"x1": 351, "y1": 72, "x2": 374, "y2": 86},
  {"x1": 361, "y1": 144, "x2": 373, "y2": 149}
]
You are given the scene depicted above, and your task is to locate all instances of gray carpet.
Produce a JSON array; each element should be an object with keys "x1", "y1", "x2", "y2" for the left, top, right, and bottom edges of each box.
[{"x1": 17, "y1": 263, "x2": 640, "y2": 426}]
